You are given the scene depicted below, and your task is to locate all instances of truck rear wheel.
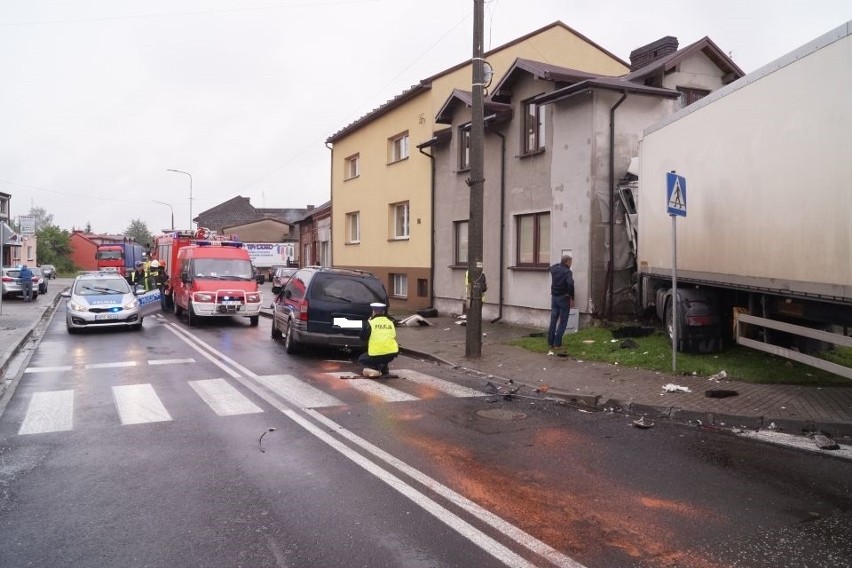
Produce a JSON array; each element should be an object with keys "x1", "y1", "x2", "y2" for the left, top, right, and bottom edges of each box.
[
  {"x1": 664, "y1": 300, "x2": 685, "y2": 352},
  {"x1": 249, "y1": 315, "x2": 259, "y2": 327},
  {"x1": 174, "y1": 300, "x2": 184, "y2": 317}
]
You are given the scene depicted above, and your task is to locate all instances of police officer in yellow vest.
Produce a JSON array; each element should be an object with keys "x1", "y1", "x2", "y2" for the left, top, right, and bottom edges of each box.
[{"x1": 358, "y1": 302, "x2": 398, "y2": 377}]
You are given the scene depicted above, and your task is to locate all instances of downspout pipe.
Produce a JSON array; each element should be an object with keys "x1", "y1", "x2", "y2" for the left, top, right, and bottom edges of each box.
[
  {"x1": 607, "y1": 92, "x2": 627, "y2": 321},
  {"x1": 418, "y1": 144, "x2": 436, "y2": 309},
  {"x1": 325, "y1": 141, "x2": 334, "y2": 267},
  {"x1": 490, "y1": 129, "x2": 506, "y2": 323}
]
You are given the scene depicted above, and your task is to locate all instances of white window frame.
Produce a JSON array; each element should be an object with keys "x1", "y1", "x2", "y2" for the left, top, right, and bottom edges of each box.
[
  {"x1": 388, "y1": 131, "x2": 409, "y2": 163},
  {"x1": 454, "y1": 220, "x2": 468, "y2": 265},
  {"x1": 345, "y1": 153, "x2": 360, "y2": 180},
  {"x1": 346, "y1": 211, "x2": 360, "y2": 244},
  {"x1": 391, "y1": 201, "x2": 409, "y2": 239},
  {"x1": 522, "y1": 99, "x2": 546, "y2": 154},
  {"x1": 391, "y1": 273, "x2": 408, "y2": 298},
  {"x1": 458, "y1": 125, "x2": 471, "y2": 170},
  {"x1": 516, "y1": 211, "x2": 550, "y2": 266}
]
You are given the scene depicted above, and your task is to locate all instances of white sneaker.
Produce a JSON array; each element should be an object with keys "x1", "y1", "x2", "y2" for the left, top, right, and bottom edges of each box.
[{"x1": 362, "y1": 368, "x2": 381, "y2": 378}]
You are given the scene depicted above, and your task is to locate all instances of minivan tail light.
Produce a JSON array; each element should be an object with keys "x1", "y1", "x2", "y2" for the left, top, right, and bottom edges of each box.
[{"x1": 299, "y1": 299, "x2": 309, "y2": 321}]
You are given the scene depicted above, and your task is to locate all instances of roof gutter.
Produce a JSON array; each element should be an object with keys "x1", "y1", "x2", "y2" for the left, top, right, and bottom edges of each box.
[{"x1": 418, "y1": 143, "x2": 436, "y2": 308}]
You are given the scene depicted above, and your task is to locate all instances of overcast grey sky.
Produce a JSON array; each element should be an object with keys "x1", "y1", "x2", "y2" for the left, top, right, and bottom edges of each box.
[{"x1": 2, "y1": 0, "x2": 849, "y2": 234}]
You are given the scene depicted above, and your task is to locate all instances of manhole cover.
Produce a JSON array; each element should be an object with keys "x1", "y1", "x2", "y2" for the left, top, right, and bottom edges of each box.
[{"x1": 476, "y1": 409, "x2": 527, "y2": 421}]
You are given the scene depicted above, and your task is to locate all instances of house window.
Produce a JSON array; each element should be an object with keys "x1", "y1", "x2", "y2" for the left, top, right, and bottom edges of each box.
[
  {"x1": 516, "y1": 212, "x2": 550, "y2": 266},
  {"x1": 458, "y1": 125, "x2": 471, "y2": 170},
  {"x1": 454, "y1": 220, "x2": 468, "y2": 265},
  {"x1": 391, "y1": 202, "x2": 409, "y2": 239},
  {"x1": 345, "y1": 153, "x2": 360, "y2": 180},
  {"x1": 388, "y1": 131, "x2": 409, "y2": 163},
  {"x1": 391, "y1": 273, "x2": 408, "y2": 298},
  {"x1": 346, "y1": 211, "x2": 360, "y2": 244},
  {"x1": 522, "y1": 99, "x2": 546, "y2": 154},
  {"x1": 677, "y1": 87, "x2": 711, "y2": 107}
]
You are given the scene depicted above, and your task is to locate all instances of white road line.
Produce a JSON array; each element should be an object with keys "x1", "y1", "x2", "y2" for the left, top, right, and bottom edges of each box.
[
  {"x1": 394, "y1": 369, "x2": 484, "y2": 398},
  {"x1": 112, "y1": 384, "x2": 172, "y2": 425},
  {"x1": 86, "y1": 361, "x2": 137, "y2": 369},
  {"x1": 189, "y1": 379, "x2": 264, "y2": 416},
  {"x1": 19, "y1": 390, "x2": 74, "y2": 435},
  {"x1": 737, "y1": 430, "x2": 852, "y2": 461},
  {"x1": 286, "y1": 408, "x2": 543, "y2": 568},
  {"x1": 148, "y1": 358, "x2": 196, "y2": 366},
  {"x1": 163, "y1": 324, "x2": 242, "y2": 378},
  {"x1": 255, "y1": 374, "x2": 344, "y2": 408},
  {"x1": 337, "y1": 376, "x2": 419, "y2": 403},
  {"x1": 160, "y1": 324, "x2": 585, "y2": 567},
  {"x1": 23, "y1": 366, "x2": 73, "y2": 374},
  {"x1": 307, "y1": 410, "x2": 586, "y2": 568}
]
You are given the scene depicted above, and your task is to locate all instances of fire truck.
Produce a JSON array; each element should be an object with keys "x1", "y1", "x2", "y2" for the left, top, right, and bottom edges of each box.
[{"x1": 153, "y1": 229, "x2": 262, "y2": 326}]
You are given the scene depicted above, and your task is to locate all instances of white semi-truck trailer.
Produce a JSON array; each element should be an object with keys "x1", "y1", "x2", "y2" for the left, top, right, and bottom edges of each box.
[{"x1": 631, "y1": 22, "x2": 852, "y2": 365}]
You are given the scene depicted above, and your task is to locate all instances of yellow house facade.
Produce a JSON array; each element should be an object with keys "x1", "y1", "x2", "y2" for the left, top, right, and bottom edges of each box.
[{"x1": 327, "y1": 22, "x2": 628, "y2": 311}]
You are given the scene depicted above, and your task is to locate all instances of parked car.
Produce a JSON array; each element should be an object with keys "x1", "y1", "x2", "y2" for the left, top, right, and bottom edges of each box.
[
  {"x1": 272, "y1": 266, "x2": 297, "y2": 288},
  {"x1": 40, "y1": 264, "x2": 57, "y2": 279},
  {"x1": 32, "y1": 267, "x2": 48, "y2": 294},
  {"x1": 1, "y1": 267, "x2": 39, "y2": 300},
  {"x1": 271, "y1": 267, "x2": 388, "y2": 354},
  {"x1": 61, "y1": 272, "x2": 161, "y2": 333}
]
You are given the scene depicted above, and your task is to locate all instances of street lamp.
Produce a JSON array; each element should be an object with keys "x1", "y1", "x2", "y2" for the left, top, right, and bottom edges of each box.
[
  {"x1": 166, "y1": 168, "x2": 193, "y2": 229},
  {"x1": 152, "y1": 200, "x2": 174, "y2": 231}
]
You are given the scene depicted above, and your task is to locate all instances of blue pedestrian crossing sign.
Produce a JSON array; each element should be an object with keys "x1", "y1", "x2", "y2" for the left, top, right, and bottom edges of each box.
[{"x1": 666, "y1": 172, "x2": 687, "y2": 217}]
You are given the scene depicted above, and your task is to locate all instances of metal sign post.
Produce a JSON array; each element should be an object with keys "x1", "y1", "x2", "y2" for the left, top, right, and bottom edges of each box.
[{"x1": 666, "y1": 171, "x2": 687, "y2": 372}]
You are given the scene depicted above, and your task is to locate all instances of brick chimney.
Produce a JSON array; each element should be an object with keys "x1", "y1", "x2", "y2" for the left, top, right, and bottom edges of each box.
[{"x1": 629, "y1": 36, "x2": 679, "y2": 71}]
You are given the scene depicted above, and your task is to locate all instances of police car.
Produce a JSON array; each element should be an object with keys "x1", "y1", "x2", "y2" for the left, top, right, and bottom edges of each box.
[{"x1": 61, "y1": 272, "x2": 163, "y2": 333}]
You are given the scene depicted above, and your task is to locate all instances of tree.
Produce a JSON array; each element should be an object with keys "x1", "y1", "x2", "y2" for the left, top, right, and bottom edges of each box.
[
  {"x1": 36, "y1": 225, "x2": 76, "y2": 273},
  {"x1": 24, "y1": 206, "x2": 54, "y2": 233},
  {"x1": 125, "y1": 219, "x2": 153, "y2": 249},
  {"x1": 84, "y1": 221, "x2": 92, "y2": 233}
]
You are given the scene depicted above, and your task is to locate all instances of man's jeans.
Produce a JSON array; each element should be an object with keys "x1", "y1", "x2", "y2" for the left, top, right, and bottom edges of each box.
[
  {"x1": 546, "y1": 295, "x2": 570, "y2": 348},
  {"x1": 21, "y1": 280, "x2": 33, "y2": 301}
]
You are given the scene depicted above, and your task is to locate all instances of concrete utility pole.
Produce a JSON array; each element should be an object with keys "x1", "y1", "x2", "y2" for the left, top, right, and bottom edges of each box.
[{"x1": 465, "y1": 0, "x2": 485, "y2": 358}]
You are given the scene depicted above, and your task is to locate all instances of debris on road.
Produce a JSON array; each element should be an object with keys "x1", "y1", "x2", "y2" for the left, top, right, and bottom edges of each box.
[
  {"x1": 812, "y1": 432, "x2": 840, "y2": 450},
  {"x1": 708, "y1": 370, "x2": 728, "y2": 381},
  {"x1": 398, "y1": 314, "x2": 432, "y2": 327},
  {"x1": 662, "y1": 383, "x2": 692, "y2": 393},
  {"x1": 633, "y1": 416, "x2": 655, "y2": 429}
]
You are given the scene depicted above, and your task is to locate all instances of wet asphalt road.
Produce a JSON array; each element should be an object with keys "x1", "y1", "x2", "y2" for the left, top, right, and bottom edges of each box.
[{"x1": 0, "y1": 305, "x2": 850, "y2": 567}]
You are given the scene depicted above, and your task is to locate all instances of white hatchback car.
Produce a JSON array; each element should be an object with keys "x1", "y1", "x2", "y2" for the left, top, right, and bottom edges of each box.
[{"x1": 62, "y1": 272, "x2": 162, "y2": 333}]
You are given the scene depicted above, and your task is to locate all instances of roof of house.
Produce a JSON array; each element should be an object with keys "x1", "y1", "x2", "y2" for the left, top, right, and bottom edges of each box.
[
  {"x1": 623, "y1": 36, "x2": 744, "y2": 83},
  {"x1": 491, "y1": 58, "x2": 605, "y2": 98},
  {"x1": 536, "y1": 76, "x2": 682, "y2": 105},
  {"x1": 293, "y1": 200, "x2": 331, "y2": 224},
  {"x1": 435, "y1": 89, "x2": 514, "y2": 124},
  {"x1": 325, "y1": 21, "x2": 628, "y2": 144},
  {"x1": 194, "y1": 196, "x2": 307, "y2": 230}
]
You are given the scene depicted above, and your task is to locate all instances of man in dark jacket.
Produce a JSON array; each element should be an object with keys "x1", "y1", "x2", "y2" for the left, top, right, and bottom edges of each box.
[
  {"x1": 546, "y1": 254, "x2": 574, "y2": 355},
  {"x1": 18, "y1": 264, "x2": 34, "y2": 302}
]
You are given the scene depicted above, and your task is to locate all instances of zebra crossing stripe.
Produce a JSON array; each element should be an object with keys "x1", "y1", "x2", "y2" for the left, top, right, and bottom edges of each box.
[
  {"x1": 19, "y1": 390, "x2": 74, "y2": 435},
  {"x1": 112, "y1": 384, "x2": 172, "y2": 425},
  {"x1": 23, "y1": 366, "x2": 73, "y2": 374},
  {"x1": 148, "y1": 358, "x2": 196, "y2": 366},
  {"x1": 255, "y1": 374, "x2": 344, "y2": 408},
  {"x1": 86, "y1": 361, "x2": 136, "y2": 370},
  {"x1": 341, "y1": 378, "x2": 420, "y2": 402},
  {"x1": 393, "y1": 369, "x2": 484, "y2": 397},
  {"x1": 189, "y1": 379, "x2": 263, "y2": 416}
]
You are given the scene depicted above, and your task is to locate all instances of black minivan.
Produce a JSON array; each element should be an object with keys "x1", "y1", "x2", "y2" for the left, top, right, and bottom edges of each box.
[{"x1": 270, "y1": 267, "x2": 389, "y2": 354}]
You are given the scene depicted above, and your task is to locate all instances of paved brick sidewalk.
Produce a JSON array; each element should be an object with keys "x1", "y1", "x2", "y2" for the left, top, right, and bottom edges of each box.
[{"x1": 396, "y1": 316, "x2": 852, "y2": 438}]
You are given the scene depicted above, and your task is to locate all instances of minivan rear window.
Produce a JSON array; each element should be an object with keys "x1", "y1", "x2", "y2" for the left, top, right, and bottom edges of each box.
[{"x1": 310, "y1": 275, "x2": 385, "y2": 304}]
